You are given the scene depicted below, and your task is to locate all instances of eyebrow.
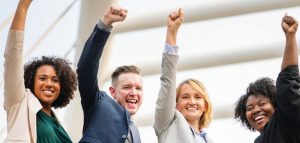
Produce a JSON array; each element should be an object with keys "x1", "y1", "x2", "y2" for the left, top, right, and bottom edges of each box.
[
  {"x1": 36, "y1": 74, "x2": 47, "y2": 77},
  {"x1": 246, "y1": 98, "x2": 267, "y2": 107},
  {"x1": 36, "y1": 74, "x2": 58, "y2": 78}
]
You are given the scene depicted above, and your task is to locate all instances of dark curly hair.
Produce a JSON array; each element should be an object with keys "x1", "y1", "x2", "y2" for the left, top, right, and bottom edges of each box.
[
  {"x1": 234, "y1": 77, "x2": 276, "y2": 131},
  {"x1": 24, "y1": 56, "x2": 77, "y2": 108}
]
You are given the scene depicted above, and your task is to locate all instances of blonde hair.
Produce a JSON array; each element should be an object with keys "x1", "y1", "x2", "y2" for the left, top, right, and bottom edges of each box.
[{"x1": 176, "y1": 79, "x2": 212, "y2": 129}]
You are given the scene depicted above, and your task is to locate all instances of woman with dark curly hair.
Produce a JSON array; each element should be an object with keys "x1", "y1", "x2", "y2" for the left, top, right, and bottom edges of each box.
[
  {"x1": 3, "y1": 0, "x2": 77, "y2": 142},
  {"x1": 234, "y1": 14, "x2": 300, "y2": 143}
]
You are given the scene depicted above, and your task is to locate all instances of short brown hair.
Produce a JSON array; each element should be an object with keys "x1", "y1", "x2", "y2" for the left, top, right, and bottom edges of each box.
[
  {"x1": 111, "y1": 65, "x2": 141, "y2": 86},
  {"x1": 176, "y1": 78, "x2": 212, "y2": 129}
]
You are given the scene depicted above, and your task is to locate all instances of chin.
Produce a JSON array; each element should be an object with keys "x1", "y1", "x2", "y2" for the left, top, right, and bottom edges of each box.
[
  {"x1": 127, "y1": 109, "x2": 136, "y2": 114},
  {"x1": 257, "y1": 125, "x2": 266, "y2": 131},
  {"x1": 130, "y1": 111, "x2": 137, "y2": 115},
  {"x1": 187, "y1": 113, "x2": 200, "y2": 117}
]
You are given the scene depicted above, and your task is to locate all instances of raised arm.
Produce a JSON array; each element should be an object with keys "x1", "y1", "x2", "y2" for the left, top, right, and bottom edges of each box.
[
  {"x1": 281, "y1": 14, "x2": 298, "y2": 70},
  {"x1": 4, "y1": 0, "x2": 32, "y2": 107},
  {"x1": 77, "y1": 4, "x2": 127, "y2": 108},
  {"x1": 154, "y1": 9, "x2": 184, "y2": 135},
  {"x1": 11, "y1": 0, "x2": 32, "y2": 30},
  {"x1": 276, "y1": 14, "x2": 300, "y2": 130},
  {"x1": 166, "y1": 8, "x2": 184, "y2": 46}
]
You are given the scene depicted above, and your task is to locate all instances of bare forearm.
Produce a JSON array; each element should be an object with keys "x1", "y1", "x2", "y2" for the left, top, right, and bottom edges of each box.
[
  {"x1": 166, "y1": 30, "x2": 178, "y2": 46},
  {"x1": 282, "y1": 35, "x2": 298, "y2": 70},
  {"x1": 166, "y1": 9, "x2": 183, "y2": 46},
  {"x1": 10, "y1": 0, "x2": 31, "y2": 31}
]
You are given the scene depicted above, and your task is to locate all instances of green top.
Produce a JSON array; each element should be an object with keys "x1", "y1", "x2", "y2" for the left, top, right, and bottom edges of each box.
[{"x1": 36, "y1": 110, "x2": 72, "y2": 143}]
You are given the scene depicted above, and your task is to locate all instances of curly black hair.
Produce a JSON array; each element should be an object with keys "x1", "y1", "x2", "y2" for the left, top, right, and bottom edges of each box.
[
  {"x1": 24, "y1": 56, "x2": 77, "y2": 108},
  {"x1": 234, "y1": 77, "x2": 276, "y2": 131}
]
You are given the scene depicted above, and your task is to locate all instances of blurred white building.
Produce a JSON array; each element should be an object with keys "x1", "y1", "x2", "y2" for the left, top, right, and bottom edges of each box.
[{"x1": 1, "y1": 0, "x2": 300, "y2": 142}]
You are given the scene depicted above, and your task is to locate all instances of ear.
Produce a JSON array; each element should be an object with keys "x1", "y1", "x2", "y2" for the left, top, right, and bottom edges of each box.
[
  {"x1": 109, "y1": 86, "x2": 116, "y2": 99},
  {"x1": 175, "y1": 103, "x2": 179, "y2": 110},
  {"x1": 204, "y1": 101, "x2": 208, "y2": 112}
]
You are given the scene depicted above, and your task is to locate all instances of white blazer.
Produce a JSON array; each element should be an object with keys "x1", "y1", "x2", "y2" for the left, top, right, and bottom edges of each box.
[{"x1": 4, "y1": 30, "x2": 42, "y2": 143}]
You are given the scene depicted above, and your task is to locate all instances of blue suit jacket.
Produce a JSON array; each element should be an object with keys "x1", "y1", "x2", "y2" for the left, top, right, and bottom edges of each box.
[{"x1": 77, "y1": 25, "x2": 131, "y2": 143}]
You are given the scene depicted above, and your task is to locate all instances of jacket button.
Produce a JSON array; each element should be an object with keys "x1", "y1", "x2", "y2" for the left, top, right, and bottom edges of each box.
[{"x1": 122, "y1": 135, "x2": 127, "y2": 138}]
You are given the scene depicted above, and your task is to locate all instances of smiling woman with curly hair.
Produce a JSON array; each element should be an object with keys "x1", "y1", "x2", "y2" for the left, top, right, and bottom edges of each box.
[
  {"x1": 234, "y1": 15, "x2": 300, "y2": 143},
  {"x1": 24, "y1": 56, "x2": 77, "y2": 108},
  {"x1": 3, "y1": 0, "x2": 77, "y2": 142},
  {"x1": 234, "y1": 77, "x2": 276, "y2": 131}
]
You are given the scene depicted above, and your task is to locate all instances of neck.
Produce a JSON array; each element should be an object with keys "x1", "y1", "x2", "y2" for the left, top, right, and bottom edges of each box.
[
  {"x1": 41, "y1": 107, "x2": 52, "y2": 116},
  {"x1": 188, "y1": 120, "x2": 200, "y2": 133}
]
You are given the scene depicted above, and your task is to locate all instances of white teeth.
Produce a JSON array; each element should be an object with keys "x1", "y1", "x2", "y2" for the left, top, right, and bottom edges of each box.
[
  {"x1": 187, "y1": 107, "x2": 197, "y2": 111},
  {"x1": 254, "y1": 115, "x2": 265, "y2": 122},
  {"x1": 43, "y1": 90, "x2": 53, "y2": 95},
  {"x1": 126, "y1": 99, "x2": 137, "y2": 104}
]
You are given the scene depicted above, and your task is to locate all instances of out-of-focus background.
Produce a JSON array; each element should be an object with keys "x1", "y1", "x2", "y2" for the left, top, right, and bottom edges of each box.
[{"x1": 1, "y1": 0, "x2": 300, "y2": 142}]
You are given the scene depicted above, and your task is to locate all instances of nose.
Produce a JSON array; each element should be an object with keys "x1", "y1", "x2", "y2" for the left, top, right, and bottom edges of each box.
[
  {"x1": 129, "y1": 88, "x2": 137, "y2": 96},
  {"x1": 45, "y1": 79, "x2": 53, "y2": 87},
  {"x1": 252, "y1": 105, "x2": 262, "y2": 115},
  {"x1": 188, "y1": 97, "x2": 196, "y2": 104}
]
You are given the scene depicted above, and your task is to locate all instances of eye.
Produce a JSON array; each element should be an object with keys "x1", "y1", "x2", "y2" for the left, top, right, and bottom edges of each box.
[
  {"x1": 258, "y1": 101, "x2": 267, "y2": 107},
  {"x1": 195, "y1": 95, "x2": 203, "y2": 99},
  {"x1": 39, "y1": 77, "x2": 46, "y2": 81},
  {"x1": 136, "y1": 87, "x2": 143, "y2": 91},
  {"x1": 182, "y1": 95, "x2": 189, "y2": 99},
  {"x1": 123, "y1": 86, "x2": 131, "y2": 89},
  {"x1": 52, "y1": 78, "x2": 60, "y2": 83},
  {"x1": 246, "y1": 106, "x2": 253, "y2": 111}
]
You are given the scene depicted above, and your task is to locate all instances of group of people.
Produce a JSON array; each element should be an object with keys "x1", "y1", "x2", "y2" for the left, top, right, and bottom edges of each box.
[{"x1": 3, "y1": 0, "x2": 300, "y2": 143}]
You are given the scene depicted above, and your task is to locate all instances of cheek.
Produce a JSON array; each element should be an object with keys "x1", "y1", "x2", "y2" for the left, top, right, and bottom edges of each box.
[
  {"x1": 245, "y1": 111, "x2": 252, "y2": 122},
  {"x1": 138, "y1": 92, "x2": 143, "y2": 99},
  {"x1": 176, "y1": 100, "x2": 185, "y2": 110},
  {"x1": 119, "y1": 90, "x2": 128, "y2": 97},
  {"x1": 199, "y1": 100, "x2": 206, "y2": 106},
  {"x1": 55, "y1": 83, "x2": 61, "y2": 91},
  {"x1": 116, "y1": 91, "x2": 127, "y2": 100},
  {"x1": 268, "y1": 104, "x2": 275, "y2": 112},
  {"x1": 195, "y1": 99, "x2": 205, "y2": 108},
  {"x1": 265, "y1": 104, "x2": 275, "y2": 116},
  {"x1": 33, "y1": 80, "x2": 41, "y2": 94}
]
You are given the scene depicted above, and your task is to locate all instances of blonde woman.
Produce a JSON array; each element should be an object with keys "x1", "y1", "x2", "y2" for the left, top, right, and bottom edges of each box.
[{"x1": 154, "y1": 9, "x2": 213, "y2": 143}]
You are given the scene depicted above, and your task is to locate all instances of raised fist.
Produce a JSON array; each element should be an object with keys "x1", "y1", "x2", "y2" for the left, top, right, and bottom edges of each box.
[
  {"x1": 283, "y1": 15, "x2": 295, "y2": 26},
  {"x1": 282, "y1": 14, "x2": 298, "y2": 35},
  {"x1": 102, "y1": 4, "x2": 128, "y2": 27},
  {"x1": 167, "y1": 8, "x2": 184, "y2": 31}
]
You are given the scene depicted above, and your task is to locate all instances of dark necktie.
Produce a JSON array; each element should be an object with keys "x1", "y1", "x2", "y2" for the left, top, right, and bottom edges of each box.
[{"x1": 130, "y1": 122, "x2": 141, "y2": 143}]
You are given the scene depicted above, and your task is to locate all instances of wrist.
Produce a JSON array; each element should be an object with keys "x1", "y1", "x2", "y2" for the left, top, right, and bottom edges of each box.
[
  {"x1": 167, "y1": 27, "x2": 178, "y2": 34},
  {"x1": 18, "y1": 0, "x2": 32, "y2": 10},
  {"x1": 167, "y1": 29, "x2": 177, "y2": 41},
  {"x1": 285, "y1": 33, "x2": 296, "y2": 39},
  {"x1": 166, "y1": 34, "x2": 177, "y2": 46},
  {"x1": 102, "y1": 16, "x2": 113, "y2": 27}
]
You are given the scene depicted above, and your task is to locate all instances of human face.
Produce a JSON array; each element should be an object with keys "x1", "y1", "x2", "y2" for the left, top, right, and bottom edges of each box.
[
  {"x1": 34, "y1": 65, "x2": 61, "y2": 108},
  {"x1": 109, "y1": 73, "x2": 143, "y2": 115},
  {"x1": 246, "y1": 95, "x2": 275, "y2": 132},
  {"x1": 176, "y1": 83, "x2": 206, "y2": 124}
]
